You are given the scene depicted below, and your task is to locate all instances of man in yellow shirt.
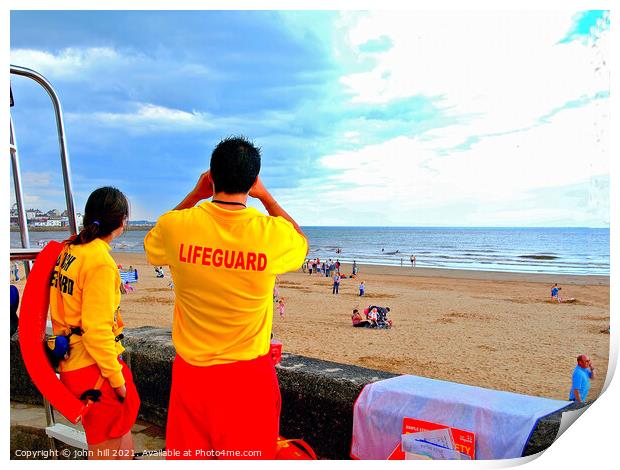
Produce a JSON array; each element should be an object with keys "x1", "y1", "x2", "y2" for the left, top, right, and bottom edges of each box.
[{"x1": 144, "y1": 136, "x2": 307, "y2": 459}]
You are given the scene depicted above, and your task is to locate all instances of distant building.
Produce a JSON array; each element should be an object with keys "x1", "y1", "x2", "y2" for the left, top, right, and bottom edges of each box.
[
  {"x1": 46, "y1": 209, "x2": 61, "y2": 217},
  {"x1": 26, "y1": 209, "x2": 42, "y2": 220},
  {"x1": 44, "y1": 219, "x2": 63, "y2": 227}
]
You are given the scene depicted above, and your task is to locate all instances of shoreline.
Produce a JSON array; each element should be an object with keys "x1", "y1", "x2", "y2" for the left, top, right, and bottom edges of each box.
[
  {"x1": 9, "y1": 225, "x2": 153, "y2": 232},
  {"x1": 110, "y1": 253, "x2": 610, "y2": 286}
]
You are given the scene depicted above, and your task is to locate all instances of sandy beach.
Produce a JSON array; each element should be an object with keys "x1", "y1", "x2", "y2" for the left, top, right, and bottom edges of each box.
[{"x1": 11, "y1": 254, "x2": 610, "y2": 401}]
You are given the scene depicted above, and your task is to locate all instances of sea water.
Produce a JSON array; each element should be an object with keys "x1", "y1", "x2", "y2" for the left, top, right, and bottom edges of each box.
[{"x1": 11, "y1": 226, "x2": 609, "y2": 276}]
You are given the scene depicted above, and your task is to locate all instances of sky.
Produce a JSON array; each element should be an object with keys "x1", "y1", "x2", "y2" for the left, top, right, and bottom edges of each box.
[{"x1": 8, "y1": 9, "x2": 610, "y2": 227}]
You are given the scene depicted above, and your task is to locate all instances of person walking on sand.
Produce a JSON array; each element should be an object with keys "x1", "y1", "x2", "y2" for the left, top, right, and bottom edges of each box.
[
  {"x1": 359, "y1": 281, "x2": 365, "y2": 297},
  {"x1": 273, "y1": 275, "x2": 280, "y2": 302},
  {"x1": 278, "y1": 297, "x2": 286, "y2": 319},
  {"x1": 569, "y1": 354, "x2": 595, "y2": 403},
  {"x1": 332, "y1": 272, "x2": 341, "y2": 294},
  {"x1": 551, "y1": 283, "x2": 562, "y2": 303},
  {"x1": 144, "y1": 136, "x2": 307, "y2": 460},
  {"x1": 410, "y1": 255, "x2": 414, "y2": 267}
]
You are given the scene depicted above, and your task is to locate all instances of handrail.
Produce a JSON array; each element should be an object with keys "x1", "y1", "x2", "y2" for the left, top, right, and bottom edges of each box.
[
  {"x1": 10, "y1": 248, "x2": 42, "y2": 262},
  {"x1": 10, "y1": 65, "x2": 78, "y2": 236}
]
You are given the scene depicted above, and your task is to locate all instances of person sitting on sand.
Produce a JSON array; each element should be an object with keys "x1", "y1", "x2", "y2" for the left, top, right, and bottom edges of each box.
[
  {"x1": 124, "y1": 281, "x2": 134, "y2": 293},
  {"x1": 352, "y1": 309, "x2": 371, "y2": 328},
  {"x1": 367, "y1": 308, "x2": 379, "y2": 328},
  {"x1": 376, "y1": 307, "x2": 392, "y2": 329}
]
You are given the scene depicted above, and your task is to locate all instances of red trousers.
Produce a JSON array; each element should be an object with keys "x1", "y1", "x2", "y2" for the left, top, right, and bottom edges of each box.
[
  {"x1": 166, "y1": 354, "x2": 281, "y2": 460},
  {"x1": 60, "y1": 359, "x2": 140, "y2": 445}
]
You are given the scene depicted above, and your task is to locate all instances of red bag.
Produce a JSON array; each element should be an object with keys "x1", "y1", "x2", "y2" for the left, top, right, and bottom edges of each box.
[
  {"x1": 276, "y1": 437, "x2": 317, "y2": 460},
  {"x1": 269, "y1": 339, "x2": 282, "y2": 365}
]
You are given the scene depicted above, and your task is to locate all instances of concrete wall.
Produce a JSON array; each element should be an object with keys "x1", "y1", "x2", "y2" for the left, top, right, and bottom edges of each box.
[{"x1": 10, "y1": 327, "x2": 583, "y2": 459}]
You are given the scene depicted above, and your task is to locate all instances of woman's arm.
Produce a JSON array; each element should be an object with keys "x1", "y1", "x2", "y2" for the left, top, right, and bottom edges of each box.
[{"x1": 81, "y1": 265, "x2": 125, "y2": 389}]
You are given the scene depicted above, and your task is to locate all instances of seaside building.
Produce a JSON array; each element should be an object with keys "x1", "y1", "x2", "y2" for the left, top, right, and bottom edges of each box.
[{"x1": 9, "y1": 207, "x2": 82, "y2": 228}]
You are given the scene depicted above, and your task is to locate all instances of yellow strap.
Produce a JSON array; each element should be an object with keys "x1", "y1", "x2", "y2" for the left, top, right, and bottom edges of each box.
[{"x1": 94, "y1": 375, "x2": 105, "y2": 390}]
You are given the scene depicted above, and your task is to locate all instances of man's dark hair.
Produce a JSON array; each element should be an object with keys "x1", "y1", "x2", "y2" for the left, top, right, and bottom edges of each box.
[{"x1": 210, "y1": 136, "x2": 261, "y2": 194}]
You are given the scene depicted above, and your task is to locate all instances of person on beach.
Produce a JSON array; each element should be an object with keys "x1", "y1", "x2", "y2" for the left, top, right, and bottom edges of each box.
[
  {"x1": 278, "y1": 297, "x2": 286, "y2": 319},
  {"x1": 273, "y1": 275, "x2": 280, "y2": 302},
  {"x1": 367, "y1": 307, "x2": 379, "y2": 327},
  {"x1": 359, "y1": 281, "x2": 365, "y2": 297},
  {"x1": 352, "y1": 308, "x2": 371, "y2": 328},
  {"x1": 50, "y1": 187, "x2": 140, "y2": 459},
  {"x1": 333, "y1": 272, "x2": 341, "y2": 294},
  {"x1": 12, "y1": 262, "x2": 20, "y2": 282},
  {"x1": 569, "y1": 354, "x2": 595, "y2": 403},
  {"x1": 144, "y1": 136, "x2": 307, "y2": 460},
  {"x1": 551, "y1": 283, "x2": 562, "y2": 302},
  {"x1": 352, "y1": 260, "x2": 357, "y2": 275}
]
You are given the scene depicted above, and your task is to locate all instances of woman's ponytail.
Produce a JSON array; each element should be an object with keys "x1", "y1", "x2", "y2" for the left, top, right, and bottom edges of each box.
[{"x1": 67, "y1": 188, "x2": 129, "y2": 246}]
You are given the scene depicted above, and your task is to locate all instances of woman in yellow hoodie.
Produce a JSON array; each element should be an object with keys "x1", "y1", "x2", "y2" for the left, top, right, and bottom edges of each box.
[{"x1": 50, "y1": 187, "x2": 140, "y2": 459}]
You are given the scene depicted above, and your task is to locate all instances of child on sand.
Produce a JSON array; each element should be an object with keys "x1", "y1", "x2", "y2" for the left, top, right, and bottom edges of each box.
[
  {"x1": 273, "y1": 275, "x2": 280, "y2": 302},
  {"x1": 359, "y1": 281, "x2": 365, "y2": 297},
  {"x1": 278, "y1": 297, "x2": 286, "y2": 319}
]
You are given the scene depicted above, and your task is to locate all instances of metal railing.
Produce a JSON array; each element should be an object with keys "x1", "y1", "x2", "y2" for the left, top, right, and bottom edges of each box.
[
  {"x1": 10, "y1": 64, "x2": 83, "y2": 456},
  {"x1": 10, "y1": 64, "x2": 78, "y2": 255}
]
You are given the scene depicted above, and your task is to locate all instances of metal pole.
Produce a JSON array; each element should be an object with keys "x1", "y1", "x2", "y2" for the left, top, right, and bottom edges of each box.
[
  {"x1": 10, "y1": 115, "x2": 32, "y2": 276},
  {"x1": 10, "y1": 65, "x2": 78, "y2": 235},
  {"x1": 10, "y1": 116, "x2": 30, "y2": 247}
]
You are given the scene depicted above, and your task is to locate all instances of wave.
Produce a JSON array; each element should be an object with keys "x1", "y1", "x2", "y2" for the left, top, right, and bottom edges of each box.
[{"x1": 518, "y1": 254, "x2": 559, "y2": 260}]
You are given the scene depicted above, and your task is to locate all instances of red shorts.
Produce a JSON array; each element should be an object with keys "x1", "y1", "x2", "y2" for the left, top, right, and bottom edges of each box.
[
  {"x1": 60, "y1": 358, "x2": 140, "y2": 445},
  {"x1": 166, "y1": 354, "x2": 281, "y2": 460}
]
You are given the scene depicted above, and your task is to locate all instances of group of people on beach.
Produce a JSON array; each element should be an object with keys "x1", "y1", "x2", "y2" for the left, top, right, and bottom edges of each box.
[
  {"x1": 39, "y1": 137, "x2": 307, "y2": 459},
  {"x1": 351, "y1": 306, "x2": 392, "y2": 329}
]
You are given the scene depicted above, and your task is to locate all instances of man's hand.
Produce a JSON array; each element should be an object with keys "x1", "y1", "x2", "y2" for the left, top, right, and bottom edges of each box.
[
  {"x1": 191, "y1": 170, "x2": 214, "y2": 201},
  {"x1": 174, "y1": 170, "x2": 213, "y2": 210},
  {"x1": 249, "y1": 176, "x2": 271, "y2": 202}
]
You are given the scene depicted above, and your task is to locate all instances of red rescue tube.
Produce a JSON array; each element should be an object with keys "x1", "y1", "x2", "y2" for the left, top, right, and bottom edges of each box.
[{"x1": 18, "y1": 241, "x2": 87, "y2": 424}]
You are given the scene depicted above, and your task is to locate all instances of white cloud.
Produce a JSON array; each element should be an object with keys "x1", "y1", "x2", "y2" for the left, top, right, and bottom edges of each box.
[
  {"x1": 11, "y1": 46, "x2": 219, "y2": 84},
  {"x1": 337, "y1": 11, "x2": 609, "y2": 139},
  {"x1": 11, "y1": 47, "x2": 127, "y2": 80},
  {"x1": 275, "y1": 11, "x2": 609, "y2": 226},
  {"x1": 87, "y1": 103, "x2": 215, "y2": 130},
  {"x1": 286, "y1": 95, "x2": 608, "y2": 227}
]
